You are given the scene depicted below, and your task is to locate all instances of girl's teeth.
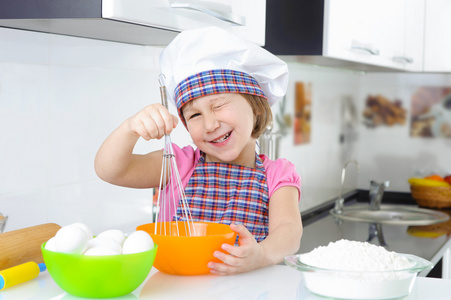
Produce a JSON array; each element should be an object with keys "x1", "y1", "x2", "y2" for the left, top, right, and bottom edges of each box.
[{"x1": 212, "y1": 132, "x2": 231, "y2": 143}]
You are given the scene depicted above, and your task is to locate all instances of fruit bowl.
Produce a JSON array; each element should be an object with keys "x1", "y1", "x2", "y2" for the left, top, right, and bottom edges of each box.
[
  {"x1": 137, "y1": 221, "x2": 236, "y2": 275},
  {"x1": 41, "y1": 243, "x2": 157, "y2": 298},
  {"x1": 284, "y1": 253, "x2": 432, "y2": 300},
  {"x1": 410, "y1": 185, "x2": 451, "y2": 208}
]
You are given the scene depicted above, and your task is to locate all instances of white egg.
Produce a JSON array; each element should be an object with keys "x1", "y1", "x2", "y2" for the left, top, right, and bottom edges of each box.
[
  {"x1": 45, "y1": 237, "x2": 57, "y2": 251},
  {"x1": 54, "y1": 224, "x2": 89, "y2": 254},
  {"x1": 71, "y1": 223, "x2": 93, "y2": 239},
  {"x1": 122, "y1": 231, "x2": 154, "y2": 254},
  {"x1": 85, "y1": 236, "x2": 122, "y2": 254},
  {"x1": 84, "y1": 246, "x2": 120, "y2": 256},
  {"x1": 97, "y1": 229, "x2": 126, "y2": 245}
]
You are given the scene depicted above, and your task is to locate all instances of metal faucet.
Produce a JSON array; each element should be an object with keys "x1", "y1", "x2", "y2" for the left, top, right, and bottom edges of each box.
[
  {"x1": 367, "y1": 180, "x2": 389, "y2": 247},
  {"x1": 334, "y1": 160, "x2": 360, "y2": 214},
  {"x1": 368, "y1": 180, "x2": 390, "y2": 211}
]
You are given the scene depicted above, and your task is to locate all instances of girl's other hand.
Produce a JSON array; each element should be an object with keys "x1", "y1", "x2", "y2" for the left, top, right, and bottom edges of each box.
[
  {"x1": 127, "y1": 104, "x2": 179, "y2": 140},
  {"x1": 208, "y1": 223, "x2": 265, "y2": 275}
]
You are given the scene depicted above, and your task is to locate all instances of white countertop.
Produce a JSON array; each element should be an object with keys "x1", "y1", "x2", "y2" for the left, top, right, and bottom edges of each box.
[{"x1": 1, "y1": 265, "x2": 450, "y2": 300}]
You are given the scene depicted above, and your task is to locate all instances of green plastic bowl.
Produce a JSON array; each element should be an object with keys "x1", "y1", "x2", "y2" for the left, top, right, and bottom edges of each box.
[{"x1": 41, "y1": 242, "x2": 157, "y2": 298}]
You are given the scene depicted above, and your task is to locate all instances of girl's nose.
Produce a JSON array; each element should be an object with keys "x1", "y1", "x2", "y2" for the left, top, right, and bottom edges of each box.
[{"x1": 203, "y1": 113, "x2": 220, "y2": 132}]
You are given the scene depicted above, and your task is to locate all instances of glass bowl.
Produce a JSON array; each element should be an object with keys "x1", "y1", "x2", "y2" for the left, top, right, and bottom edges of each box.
[{"x1": 284, "y1": 253, "x2": 432, "y2": 299}]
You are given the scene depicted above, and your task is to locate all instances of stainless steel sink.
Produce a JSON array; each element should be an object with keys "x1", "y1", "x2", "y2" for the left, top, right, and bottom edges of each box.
[{"x1": 330, "y1": 204, "x2": 450, "y2": 225}]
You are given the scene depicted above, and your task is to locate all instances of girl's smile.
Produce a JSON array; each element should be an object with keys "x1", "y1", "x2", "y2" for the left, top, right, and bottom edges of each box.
[
  {"x1": 182, "y1": 93, "x2": 256, "y2": 168},
  {"x1": 210, "y1": 131, "x2": 232, "y2": 144}
]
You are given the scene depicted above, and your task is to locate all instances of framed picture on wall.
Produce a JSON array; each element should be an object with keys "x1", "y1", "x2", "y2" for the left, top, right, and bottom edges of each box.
[
  {"x1": 410, "y1": 87, "x2": 451, "y2": 138},
  {"x1": 294, "y1": 82, "x2": 311, "y2": 145},
  {"x1": 362, "y1": 94, "x2": 407, "y2": 128}
]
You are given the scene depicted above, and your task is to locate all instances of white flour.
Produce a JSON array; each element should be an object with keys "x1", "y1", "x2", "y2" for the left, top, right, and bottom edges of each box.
[
  {"x1": 298, "y1": 240, "x2": 419, "y2": 299},
  {"x1": 301, "y1": 239, "x2": 414, "y2": 273}
]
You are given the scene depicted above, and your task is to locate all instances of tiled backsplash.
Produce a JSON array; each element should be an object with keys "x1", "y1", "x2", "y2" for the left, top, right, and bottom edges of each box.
[{"x1": 1, "y1": 28, "x2": 450, "y2": 232}]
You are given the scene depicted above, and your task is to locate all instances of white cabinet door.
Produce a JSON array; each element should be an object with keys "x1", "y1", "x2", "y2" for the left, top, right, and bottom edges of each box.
[
  {"x1": 402, "y1": 0, "x2": 425, "y2": 72},
  {"x1": 423, "y1": 0, "x2": 451, "y2": 72},
  {"x1": 102, "y1": 0, "x2": 265, "y2": 45},
  {"x1": 324, "y1": 0, "x2": 423, "y2": 71},
  {"x1": 229, "y1": 0, "x2": 265, "y2": 46}
]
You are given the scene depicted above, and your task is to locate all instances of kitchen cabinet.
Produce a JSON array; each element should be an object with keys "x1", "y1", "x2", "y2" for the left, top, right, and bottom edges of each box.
[
  {"x1": 326, "y1": 0, "x2": 424, "y2": 72},
  {"x1": 103, "y1": 0, "x2": 265, "y2": 45},
  {"x1": 423, "y1": 0, "x2": 451, "y2": 72},
  {"x1": 265, "y1": 0, "x2": 425, "y2": 72},
  {"x1": 0, "y1": 0, "x2": 265, "y2": 46}
]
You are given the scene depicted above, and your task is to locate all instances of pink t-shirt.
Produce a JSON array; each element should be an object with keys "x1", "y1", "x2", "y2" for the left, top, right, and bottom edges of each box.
[{"x1": 172, "y1": 144, "x2": 301, "y2": 199}]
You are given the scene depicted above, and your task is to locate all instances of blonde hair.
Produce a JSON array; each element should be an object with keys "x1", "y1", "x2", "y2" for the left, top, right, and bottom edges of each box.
[{"x1": 241, "y1": 94, "x2": 273, "y2": 138}]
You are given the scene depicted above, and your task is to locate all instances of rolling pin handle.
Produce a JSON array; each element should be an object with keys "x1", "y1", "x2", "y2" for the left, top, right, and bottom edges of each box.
[{"x1": 0, "y1": 261, "x2": 44, "y2": 291}]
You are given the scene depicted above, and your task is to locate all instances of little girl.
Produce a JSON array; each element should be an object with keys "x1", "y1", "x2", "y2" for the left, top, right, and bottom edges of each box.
[{"x1": 95, "y1": 27, "x2": 303, "y2": 275}]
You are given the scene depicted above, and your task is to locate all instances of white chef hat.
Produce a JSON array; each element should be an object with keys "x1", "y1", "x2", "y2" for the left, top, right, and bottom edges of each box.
[{"x1": 159, "y1": 26, "x2": 288, "y2": 123}]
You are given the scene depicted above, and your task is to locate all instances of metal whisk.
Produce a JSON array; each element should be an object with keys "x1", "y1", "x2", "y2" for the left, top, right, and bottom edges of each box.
[{"x1": 154, "y1": 74, "x2": 195, "y2": 237}]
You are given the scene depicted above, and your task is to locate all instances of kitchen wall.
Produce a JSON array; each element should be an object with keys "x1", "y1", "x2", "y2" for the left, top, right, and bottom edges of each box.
[
  {"x1": 0, "y1": 28, "x2": 169, "y2": 234},
  {"x1": 1, "y1": 27, "x2": 450, "y2": 232},
  {"x1": 355, "y1": 73, "x2": 451, "y2": 192},
  {"x1": 280, "y1": 65, "x2": 451, "y2": 211}
]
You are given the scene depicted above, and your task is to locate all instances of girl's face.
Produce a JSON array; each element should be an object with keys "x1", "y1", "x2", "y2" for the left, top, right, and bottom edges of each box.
[{"x1": 182, "y1": 93, "x2": 256, "y2": 168}]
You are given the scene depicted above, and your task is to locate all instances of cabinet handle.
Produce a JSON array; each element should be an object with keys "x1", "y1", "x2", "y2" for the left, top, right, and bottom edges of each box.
[
  {"x1": 392, "y1": 56, "x2": 414, "y2": 64},
  {"x1": 170, "y1": 2, "x2": 246, "y2": 26},
  {"x1": 350, "y1": 45, "x2": 380, "y2": 55}
]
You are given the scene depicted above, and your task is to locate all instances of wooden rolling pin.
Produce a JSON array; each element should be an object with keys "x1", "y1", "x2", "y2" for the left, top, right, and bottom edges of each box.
[{"x1": 0, "y1": 223, "x2": 61, "y2": 270}]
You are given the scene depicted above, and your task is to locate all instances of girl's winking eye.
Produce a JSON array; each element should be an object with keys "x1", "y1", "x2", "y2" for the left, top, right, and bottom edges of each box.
[
  {"x1": 213, "y1": 103, "x2": 225, "y2": 110},
  {"x1": 212, "y1": 98, "x2": 229, "y2": 110}
]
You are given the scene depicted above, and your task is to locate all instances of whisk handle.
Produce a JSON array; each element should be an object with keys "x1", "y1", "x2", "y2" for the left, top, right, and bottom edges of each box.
[{"x1": 159, "y1": 74, "x2": 169, "y2": 110}]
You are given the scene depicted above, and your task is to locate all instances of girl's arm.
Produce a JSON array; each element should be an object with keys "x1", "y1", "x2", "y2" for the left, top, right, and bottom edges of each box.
[
  {"x1": 208, "y1": 186, "x2": 303, "y2": 275},
  {"x1": 94, "y1": 104, "x2": 179, "y2": 188}
]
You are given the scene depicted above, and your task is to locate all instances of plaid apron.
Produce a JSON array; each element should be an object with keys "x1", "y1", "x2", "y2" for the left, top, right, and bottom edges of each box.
[{"x1": 175, "y1": 153, "x2": 269, "y2": 242}]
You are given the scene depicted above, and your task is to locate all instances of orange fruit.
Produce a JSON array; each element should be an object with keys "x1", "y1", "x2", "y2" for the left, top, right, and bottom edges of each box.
[{"x1": 425, "y1": 174, "x2": 446, "y2": 182}]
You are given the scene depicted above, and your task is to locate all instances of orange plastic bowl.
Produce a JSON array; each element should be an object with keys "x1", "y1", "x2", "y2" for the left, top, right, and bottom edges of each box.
[{"x1": 137, "y1": 222, "x2": 236, "y2": 275}]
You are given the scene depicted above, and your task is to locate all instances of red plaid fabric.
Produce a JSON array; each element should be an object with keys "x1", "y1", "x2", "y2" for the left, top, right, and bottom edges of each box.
[
  {"x1": 174, "y1": 69, "x2": 267, "y2": 125},
  {"x1": 174, "y1": 153, "x2": 269, "y2": 243}
]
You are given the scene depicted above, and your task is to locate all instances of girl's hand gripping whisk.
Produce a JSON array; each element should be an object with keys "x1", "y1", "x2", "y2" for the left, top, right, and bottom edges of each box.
[{"x1": 125, "y1": 75, "x2": 178, "y2": 141}]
